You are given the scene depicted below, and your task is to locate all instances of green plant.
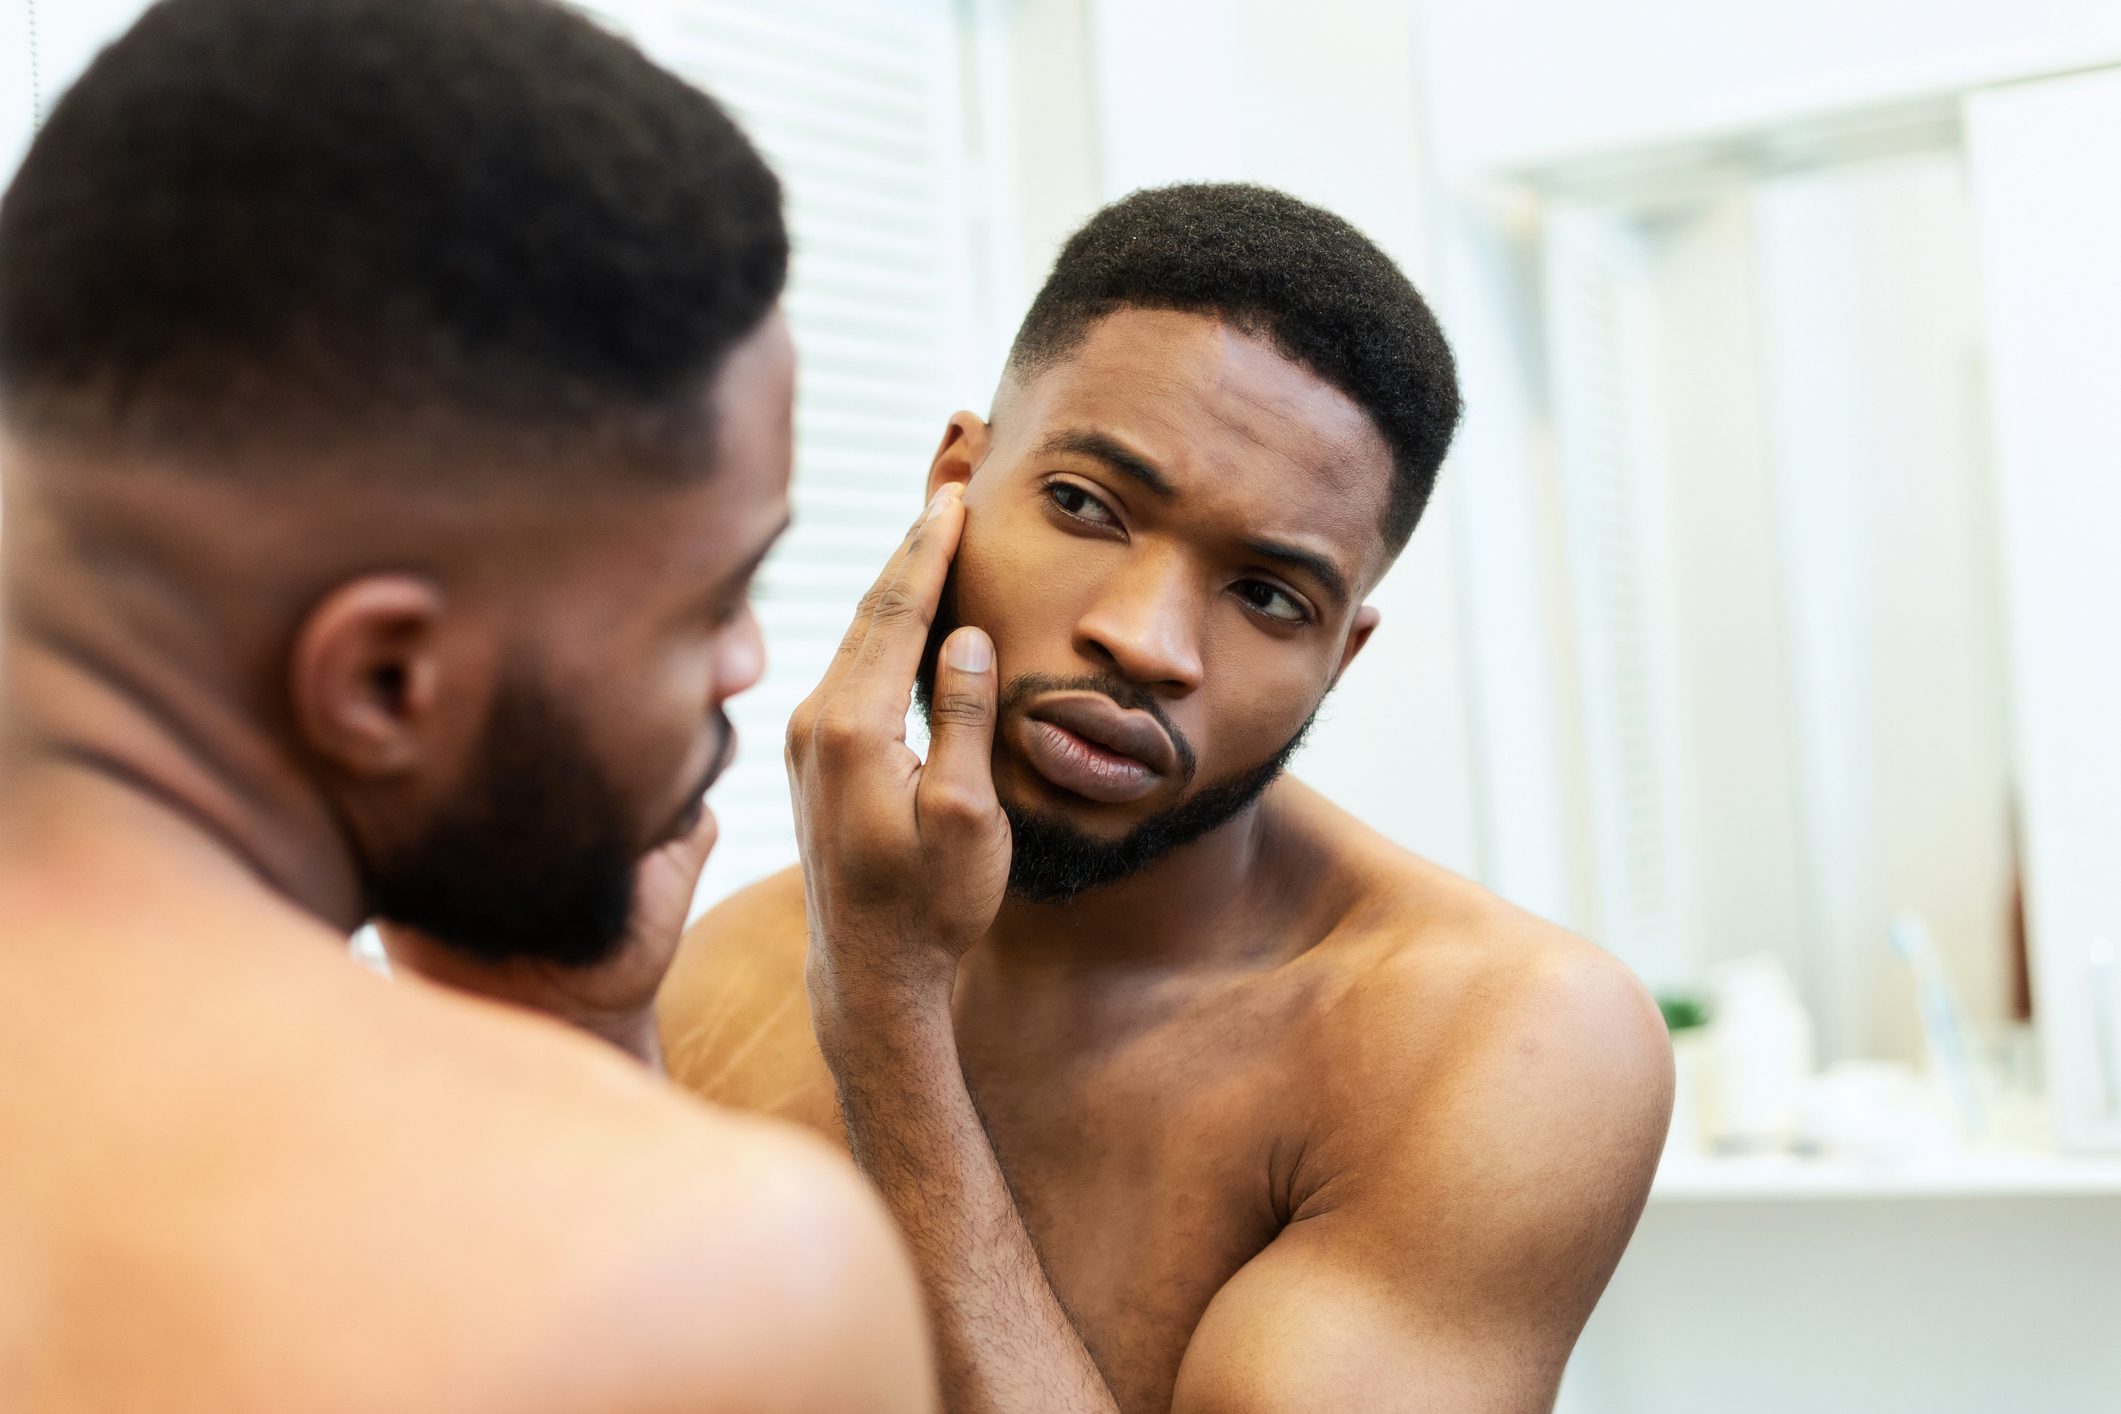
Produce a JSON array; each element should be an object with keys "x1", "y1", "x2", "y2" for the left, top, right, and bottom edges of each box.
[{"x1": 1657, "y1": 993, "x2": 1709, "y2": 1034}]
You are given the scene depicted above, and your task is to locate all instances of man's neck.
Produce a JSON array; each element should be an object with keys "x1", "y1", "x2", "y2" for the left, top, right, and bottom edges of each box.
[
  {"x1": 972, "y1": 782, "x2": 1323, "y2": 981},
  {"x1": 0, "y1": 628, "x2": 366, "y2": 934}
]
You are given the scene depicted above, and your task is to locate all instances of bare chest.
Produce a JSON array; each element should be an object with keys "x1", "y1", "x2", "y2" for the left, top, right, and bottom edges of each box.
[
  {"x1": 682, "y1": 968, "x2": 1331, "y2": 1413},
  {"x1": 958, "y1": 995, "x2": 1319, "y2": 1413}
]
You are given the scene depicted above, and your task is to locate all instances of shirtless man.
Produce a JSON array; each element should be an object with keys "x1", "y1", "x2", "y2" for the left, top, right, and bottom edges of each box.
[
  {"x1": 0, "y1": 2, "x2": 929, "y2": 1410},
  {"x1": 658, "y1": 185, "x2": 1675, "y2": 1413}
]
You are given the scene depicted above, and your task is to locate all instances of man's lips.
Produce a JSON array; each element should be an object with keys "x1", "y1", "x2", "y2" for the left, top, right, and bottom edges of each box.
[
  {"x1": 658, "y1": 722, "x2": 739, "y2": 846},
  {"x1": 703, "y1": 719, "x2": 740, "y2": 790},
  {"x1": 1009, "y1": 691, "x2": 1179, "y2": 805}
]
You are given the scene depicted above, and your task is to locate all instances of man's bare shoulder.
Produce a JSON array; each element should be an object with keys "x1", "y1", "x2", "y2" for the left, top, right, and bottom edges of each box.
[
  {"x1": 657, "y1": 867, "x2": 843, "y2": 1130},
  {"x1": 0, "y1": 896, "x2": 925, "y2": 1414},
  {"x1": 353, "y1": 973, "x2": 928, "y2": 1413},
  {"x1": 673, "y1": 863, "x2": 813, "y2": 981},
  {"x1": 486, "y1": 1079, "x2": 932, "y2": 1414},
  {"x1": 1176, "y1": 792, "x2": 1672, "y2": 1410},
  {"x1": 1273, "y1": 779, "x2": 1673, "y2": 1188},
  {"x1": 468, "y1": 1069, "x2": 929, "y2": 1414}
]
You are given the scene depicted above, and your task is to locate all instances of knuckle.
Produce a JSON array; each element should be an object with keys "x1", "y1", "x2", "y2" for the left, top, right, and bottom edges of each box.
[
  {"x1": 865, "y1": 585, "x2": 918, "y2": 625},
  {"x1": 926, "y1": 785, "x2": 987, "y2": 825},
  {"x1": 929, "y1": 692, "x2": 991, "y2": 728},
  {"x1": 813, "y1": 712, "x2": 867, "y2": 757}
]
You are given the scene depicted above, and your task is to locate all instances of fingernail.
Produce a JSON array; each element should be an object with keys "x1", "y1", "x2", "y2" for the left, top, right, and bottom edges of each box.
[
  {"x1": 925, "y1": 484, "x2": 957, "y2": 521},
  {"x1": 947, "y1": 630, "x2": 993, "y2": 673}
]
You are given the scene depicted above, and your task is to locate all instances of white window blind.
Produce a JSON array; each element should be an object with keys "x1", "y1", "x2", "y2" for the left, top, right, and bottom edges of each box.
[{"x1": 584, "y1": 0, "x2": 985, "y2": 911}]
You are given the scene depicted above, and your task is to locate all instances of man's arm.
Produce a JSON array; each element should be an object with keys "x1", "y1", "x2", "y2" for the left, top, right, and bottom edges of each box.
[
  {"x1": 811, "y1": 979, "x2": 1121, "y2": 1414},
  {"x1": 1167, "y1": 943, "x2": 1673, "y2": 1413},
  {"x1": 785, "y1": 482, "x2": 1122, "y2": 1414}
]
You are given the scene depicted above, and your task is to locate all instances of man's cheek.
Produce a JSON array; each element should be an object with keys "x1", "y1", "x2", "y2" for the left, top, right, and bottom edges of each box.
[
  {"x1": 1220, "y1": 697, "x2": 1300, "y2": 769},
  {"x1": 954, "y1": 570, "x2": 1064, "y2": 678}
]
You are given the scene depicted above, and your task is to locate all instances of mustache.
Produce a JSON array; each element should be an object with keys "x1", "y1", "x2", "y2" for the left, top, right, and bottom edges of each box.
[
  {"x1": 656, "y1": 711, "x2": 736, "y2": 846},
  {"x1": 999, "y1": 672, "x2": 1198, "y2": 787},
  {"x1": 703, "y1": 710, "x2": 738, "y2": 788}
]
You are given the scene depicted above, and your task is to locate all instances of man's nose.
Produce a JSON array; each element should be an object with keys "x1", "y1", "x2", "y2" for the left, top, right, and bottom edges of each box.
[
  {"x1": 714, "y1": 601, "x2": 767, "y2": 704},
  {"x1": 1072, "y1": 552, "x2": 1205, "y2": 694}
]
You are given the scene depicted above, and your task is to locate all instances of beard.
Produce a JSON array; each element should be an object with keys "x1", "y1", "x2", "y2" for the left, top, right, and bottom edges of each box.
[
  {"x1": 918, "y1": 568, "x2": 1318, "y2": 906},
  {"x1": 365, "y1": 671, "x2": 727, "y2": 969},
  {"x1": 998, "y1": 724, "x2": 1312, "y2": 904}
]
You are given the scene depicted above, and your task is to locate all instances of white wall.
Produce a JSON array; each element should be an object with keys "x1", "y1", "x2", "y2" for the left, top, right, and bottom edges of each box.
[
  {"x1": 1422, "y1": 0, "x2": 2121, "y2": 174},
  {"x1": 1408, "y1": 9, "x2": 2121, "y2": 1409},
  {"x1": 963, "y1": 0, "x2": 1102, "y2": 380},
  {"x1": 1072, "y1": 0, "x2": 1483, "y2": 880},
  {"x1": 1419, "y1": 0, "x2": 2121, "y2": 939}
]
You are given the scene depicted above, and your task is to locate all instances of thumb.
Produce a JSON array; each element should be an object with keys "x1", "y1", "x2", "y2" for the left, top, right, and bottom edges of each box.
[{"x1": 917, "y1": 626, "x2": 1002, "y2": 835}]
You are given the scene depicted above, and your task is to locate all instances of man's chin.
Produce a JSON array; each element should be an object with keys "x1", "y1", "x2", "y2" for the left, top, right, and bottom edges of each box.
[
  {"x1": 998, "y1": 786, "x2": 1147, "y2": 848},
  {"x1": 656, "y1": 793, "x2": 709, "y2": 848},
  {"x1": 652, "y1": 736, "x2": 734, "y2": 849}
]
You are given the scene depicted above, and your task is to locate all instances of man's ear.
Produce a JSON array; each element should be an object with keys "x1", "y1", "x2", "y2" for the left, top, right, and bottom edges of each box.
[
  {"x1": 925, "y1": 411, "x2": 990, "y2": 502},
  {"x1": 1332, "y1": 605, "x2": 1382, "y2": 686},
  {"x1": 288, "y1": 575, "x2": 458, "y2": 778}
]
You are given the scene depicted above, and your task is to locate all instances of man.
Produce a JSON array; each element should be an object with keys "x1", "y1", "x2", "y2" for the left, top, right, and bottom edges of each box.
[
  {"x1": 0, "y1": 1, "x2": 931, "y2": 1410},
  {"x1": 659, "y1": 185, "x2": 1674, "y2": 1413}
]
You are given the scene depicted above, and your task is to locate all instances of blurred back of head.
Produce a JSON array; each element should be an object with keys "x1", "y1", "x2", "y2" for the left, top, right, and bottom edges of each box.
[
  {"x1": 0, "y1": 0, "x2": 788, "y2": 475},
  {"x1": 0, "y1": 0, "x2": 796, "y2": 969}
]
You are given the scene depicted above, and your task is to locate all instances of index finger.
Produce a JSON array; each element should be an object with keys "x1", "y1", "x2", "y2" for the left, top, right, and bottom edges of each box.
[{"x1": 814, "y1": 484, "x2": 966, "y2": 714}]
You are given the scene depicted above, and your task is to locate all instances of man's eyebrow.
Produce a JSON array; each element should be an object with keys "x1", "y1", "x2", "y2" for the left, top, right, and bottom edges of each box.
[
  {"x1": 1037, "y1": 429, "x2": 1352, "y2": 608},
  {"x1": 1036, "y1": 429, "x2": 1172, "y2": 496},
  {"x1": 713, "y1": 515, "x2": 792, "y2": 594},
  {"x1": 1242, "y1": 536, "x2": 1351, "y2": 609}
]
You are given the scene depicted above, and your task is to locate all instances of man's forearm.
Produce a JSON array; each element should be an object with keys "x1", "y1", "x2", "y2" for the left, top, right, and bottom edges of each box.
[{"x1": 814, "y1": 985, "x2": 1119, "y2": 1414}]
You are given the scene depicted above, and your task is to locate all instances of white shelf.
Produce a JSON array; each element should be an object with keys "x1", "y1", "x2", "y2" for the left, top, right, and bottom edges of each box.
[{"x1": 1650, "y1": 1149, "x2": 2121, "y2": 1202}]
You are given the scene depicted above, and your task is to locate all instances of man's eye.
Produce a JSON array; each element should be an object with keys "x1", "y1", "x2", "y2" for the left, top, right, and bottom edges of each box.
[
  {"x1": 1237, "y1": 580, "x2": 1308, "y2": 624},
  {"x1": 712, "y1": 576, "x2": 768, "y2": 627},
  {"x1": 1048, "y1": 482, "x2": 1119, "y2": 526}
]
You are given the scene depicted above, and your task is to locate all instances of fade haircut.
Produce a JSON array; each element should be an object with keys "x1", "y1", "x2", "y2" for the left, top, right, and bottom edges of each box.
[
  {"x1": 1005, "y1": 183, "x2": 1460, "y2": 553},
  {"x1": 0, "y1": 0, "x2": 786, "y2": 472}
]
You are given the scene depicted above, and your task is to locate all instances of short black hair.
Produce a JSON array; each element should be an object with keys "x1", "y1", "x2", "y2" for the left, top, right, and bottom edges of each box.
[
  {"x1": 1006, "y1": 183, "x2": 1460, "y2": 554},
  {"x1": 0, "y1": 0, "x2": 786, "y2": 469}
]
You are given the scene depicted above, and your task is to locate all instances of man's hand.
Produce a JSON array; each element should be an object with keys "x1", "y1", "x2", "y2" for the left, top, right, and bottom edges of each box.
[
  {"x1": 376, "y1": 807, "x2": 719, "y2": 1067},
  {"x1": 785, "y1": 482, "x2": 1011, "y2": 1023}
]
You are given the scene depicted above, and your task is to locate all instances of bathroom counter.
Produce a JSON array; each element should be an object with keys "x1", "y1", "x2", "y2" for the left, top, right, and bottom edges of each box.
[
  {"x1": 1563, "y1": 1152, "x2": 2121, "y2": 1413},
  {"x1": 1651, "y1": 1147, "x2": 2121, "y2": 1201}
]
